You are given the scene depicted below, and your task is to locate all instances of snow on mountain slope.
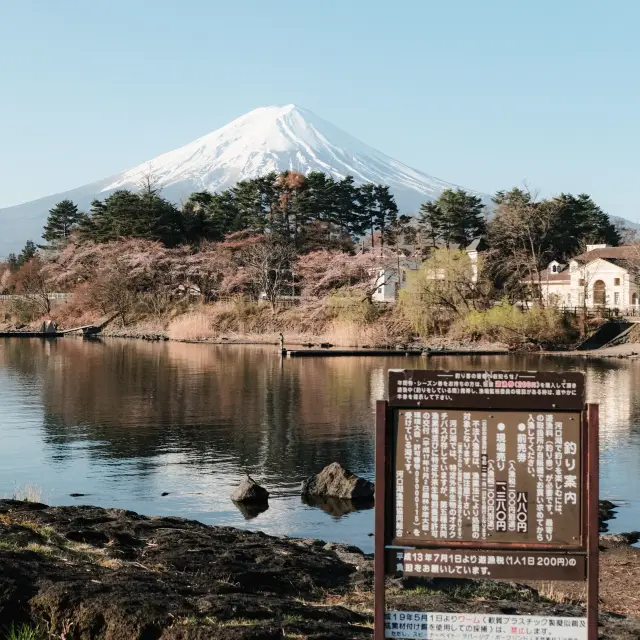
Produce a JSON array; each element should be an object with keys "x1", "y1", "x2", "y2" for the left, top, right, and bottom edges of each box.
[
  {"x1": 0, "y1": 104, "x2": 487, "y2": 256},
  {"x1": 101, "y1": 104, "x2": 479, "y2": 203}
]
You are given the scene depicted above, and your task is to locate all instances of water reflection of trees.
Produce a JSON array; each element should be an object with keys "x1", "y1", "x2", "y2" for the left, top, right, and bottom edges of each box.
[
  {"x1": 2, "y1": 340, "x2": 640, "y2": 482},
  {"x1": 0, "y1": 340, "x2": 377, "y2": 482}
]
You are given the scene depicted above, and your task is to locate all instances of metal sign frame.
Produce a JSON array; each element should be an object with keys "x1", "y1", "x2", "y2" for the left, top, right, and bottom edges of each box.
[{"x1": 374, "y1": 370, "x2": 599, "y2": 640}]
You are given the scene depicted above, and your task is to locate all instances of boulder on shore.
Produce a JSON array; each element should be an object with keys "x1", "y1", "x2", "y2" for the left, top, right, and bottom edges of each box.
[
  {"x1": 301, "y1": 462, "x2": 374, "y2": 500},
  {"x1": 230, "y1": 475, "x2": 269, "y2": 503}
]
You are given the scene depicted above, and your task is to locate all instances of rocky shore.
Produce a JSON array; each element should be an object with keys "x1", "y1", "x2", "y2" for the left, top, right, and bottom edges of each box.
[{"x1": 0, "y1": 500, "x2": 639, "y2": 639}]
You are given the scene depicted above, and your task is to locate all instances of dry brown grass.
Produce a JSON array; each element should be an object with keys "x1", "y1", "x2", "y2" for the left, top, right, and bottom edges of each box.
[
  {"x1": 167, "y1": 311, "x2": 216, "y2": 340},
  {"x1": 11, "y1": 483, "x2": 46, "y2": 504},
  {"x1": 164, "y1": 298, "x2": 411, "y2": 346}
]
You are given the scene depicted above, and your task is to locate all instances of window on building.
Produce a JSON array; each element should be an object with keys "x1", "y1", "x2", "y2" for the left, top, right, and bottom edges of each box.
[
  {"x1": 579, "y1": 279, "x2": 585, "y2": 286},
  {"x1": 377, "y1": 287, "x2": 382, "y2": 294},
  {"x1": 578, "y1": 293, "x2": 584, "y2": 306},
  {"x1": 551, "y1": 265, "x2": 557, "y2": 273},
  {"x1": 615, "y1": 278, "x2": 621, "y2": 286},
  {"x1": 614, "y1": 292, "x2": 620, "y2": 306},
  {"x1": 567, "y1": 293, "x2": 571, "y2": 305}
]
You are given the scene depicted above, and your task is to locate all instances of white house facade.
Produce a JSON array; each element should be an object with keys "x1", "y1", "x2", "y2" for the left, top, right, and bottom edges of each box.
[
  {"x1": 372, "y1": 259, "x2": 420, "y2": 302},
  {"x1": 533, "y1": 244, "x2": 640, "y2": 311},
  {"x1": 371, "y1": 238, "x2": 486, "y2": 303}
]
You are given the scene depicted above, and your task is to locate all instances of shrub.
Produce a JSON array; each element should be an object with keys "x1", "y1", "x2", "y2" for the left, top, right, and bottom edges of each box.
[{"x1": 460, "y1": 300, "x2": 574, "y2": 348}]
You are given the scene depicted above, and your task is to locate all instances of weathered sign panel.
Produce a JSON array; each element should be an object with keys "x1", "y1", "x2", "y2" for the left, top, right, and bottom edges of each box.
[
  {"x1": 374, "y1": 371, "x2": 599, "y2": 640},
  {"x1": 384, "y1": 612, "x2": 587, "y2": 640},
  {"x1": 394, "y1": 409, "x2": 582, "y2": 546}
]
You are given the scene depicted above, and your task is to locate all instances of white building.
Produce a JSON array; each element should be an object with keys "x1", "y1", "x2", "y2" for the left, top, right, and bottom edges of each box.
[
  {"x1": 372, "y1": 258, "x2": 420, "y2": 302},
  {"x1": 532, "y1": 244, "x2": 640, "y2": 311},
  {"x1": 371, "y1": 238, "x2": 486, "y2": 303}
]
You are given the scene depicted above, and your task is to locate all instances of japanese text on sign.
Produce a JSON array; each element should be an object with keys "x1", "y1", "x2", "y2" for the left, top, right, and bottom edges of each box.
[
  {"x1": 396, "y1": 549, "x2": 586, "y2": 581},
  {"x1": 384, "y1": 611, "x2": 587, "y2": 640},
  {"x1": 389, "y1": 370, "x2": 585, "y2": 411},
  {"x1": 395, "y1": 410, "x2": 582, "y2": 545}
]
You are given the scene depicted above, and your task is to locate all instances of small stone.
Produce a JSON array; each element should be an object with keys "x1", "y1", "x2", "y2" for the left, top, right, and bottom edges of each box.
[
  {"x1": 301, "y1": 462, "x2": 374, "y2": 500},
  {"x1": 230, "y1": 475, "x2": 269, "y2": 504},
  {"x1": 161, "y1": 492, "x2": 170, "y2": 496}
]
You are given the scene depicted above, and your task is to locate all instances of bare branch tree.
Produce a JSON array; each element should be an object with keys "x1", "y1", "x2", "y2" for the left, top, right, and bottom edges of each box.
[
  {"x1": 242, "y1": 240, "x2": 295, "y2": 311},
  {"x1": 16, "y1": 258, "x2": 51, "y2": 315}
]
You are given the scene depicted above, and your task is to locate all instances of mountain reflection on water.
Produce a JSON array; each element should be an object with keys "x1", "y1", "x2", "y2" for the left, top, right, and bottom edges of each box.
[{"x1": 1, "y1": 338, "x2": 639, "y2": 552}]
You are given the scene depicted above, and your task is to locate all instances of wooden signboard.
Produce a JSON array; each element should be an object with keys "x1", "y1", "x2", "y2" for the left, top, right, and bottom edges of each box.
[{"x1": 375, "y1": 370, "x2": 599, "y2": 640}]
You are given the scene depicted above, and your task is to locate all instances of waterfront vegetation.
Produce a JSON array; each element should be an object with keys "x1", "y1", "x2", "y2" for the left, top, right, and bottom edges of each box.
[{"x1": 0, "y1": 172, "x2": 627, "y2": 348}]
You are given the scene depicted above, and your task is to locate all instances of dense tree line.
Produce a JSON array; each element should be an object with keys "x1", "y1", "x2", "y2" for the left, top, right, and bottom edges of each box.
[
  {"x1": 3, "y1": 170, "x2": 625, "y2": 308},
  {"x1": 486, "y1": 188, "x2": 620, "y2": 300},
  {"x1": 38, "y1": 171, "x2": 399, "y2": 251}
]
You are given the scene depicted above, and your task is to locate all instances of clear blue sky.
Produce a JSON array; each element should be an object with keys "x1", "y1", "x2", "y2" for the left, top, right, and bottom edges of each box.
[{"x1": 1, "y1": 0, "x2": 638, "y2": 219}]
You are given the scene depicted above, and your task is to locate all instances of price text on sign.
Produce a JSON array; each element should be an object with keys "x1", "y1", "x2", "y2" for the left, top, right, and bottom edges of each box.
[
  {"x1": 397, "y1": 549, "x2": 586, "y2": 581},
  {"x1": 384, "y1": 611, "x2": 587, "y2": 640},
  {"x1": 394, "y1": 409, "x2": 582, "y2": 546}
]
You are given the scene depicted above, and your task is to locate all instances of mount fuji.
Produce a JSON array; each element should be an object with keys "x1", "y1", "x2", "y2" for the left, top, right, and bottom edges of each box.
[{"x1": 0, "y1": 104, "x2": 489, "y2": 256}]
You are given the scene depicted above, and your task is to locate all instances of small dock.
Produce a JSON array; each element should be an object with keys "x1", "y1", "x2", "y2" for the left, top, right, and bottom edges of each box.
[
  {"x1": 60, "y1": 312, "x2": 119, "y2": 337},
  {"x1": 285, "y1": 349, "x2": 507, "y2": 358}
]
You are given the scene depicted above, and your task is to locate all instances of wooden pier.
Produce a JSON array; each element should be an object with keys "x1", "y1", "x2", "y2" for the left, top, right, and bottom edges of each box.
[
  {"x1": 285, "y1": 348, "x2": 507, "y2": 358},
  {"x1": 60, "y1": 312, "x2": 119, "y2": 337}
]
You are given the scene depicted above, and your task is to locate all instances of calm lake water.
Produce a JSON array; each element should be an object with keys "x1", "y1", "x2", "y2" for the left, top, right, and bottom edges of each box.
[{"x1": 1, "y1": 338, "x2": 639, "y2": 552}]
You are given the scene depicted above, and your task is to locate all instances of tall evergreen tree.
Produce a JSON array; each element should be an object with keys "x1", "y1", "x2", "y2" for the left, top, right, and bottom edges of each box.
[
  {"x1": 546, "y1": 193, "x2": 620, "y2": 259},
  {"x1": 418, "y1": 189, "x2": 486, "y2": 248},
  {"x1": 373, "y1": 184, "x2": 398, "y2": 249},
  {"x1": 16, "y1": 240, "x2": 37, "y2": 268},
  {"x1": 42, "y1": 199, "x2": 83, "y2": 244},
  {"x1": 418, "y1": 201, "x2": 443, "y2": 248},
  {"x1": 78, "y1": 189, "x2": 183, "y2": 246},
  {"x1": 7, "y1": 253, "x2": 18, "y2": 271},
  {"x1": 357, "y1": 183, "x2": 377, "y2": 247}
]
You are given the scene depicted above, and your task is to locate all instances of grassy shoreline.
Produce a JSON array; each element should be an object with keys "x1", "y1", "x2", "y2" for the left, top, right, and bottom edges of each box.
[{"x1": 0, "y1": 499, "x2": 639, "y2": 639}]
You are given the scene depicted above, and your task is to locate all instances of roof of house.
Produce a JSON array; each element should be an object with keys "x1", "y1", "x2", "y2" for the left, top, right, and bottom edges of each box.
[
  {"x1": 572, "y1": 246, "x2": 640, "y2": 264},
  {"x1": 538, "y1": 269, "x2": 571, "y2": 283}
]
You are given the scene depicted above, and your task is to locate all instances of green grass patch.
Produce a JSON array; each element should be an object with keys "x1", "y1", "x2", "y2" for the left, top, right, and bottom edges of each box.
[{"x1": 2, "y1": 623, "x2": 43, "y2": 640}]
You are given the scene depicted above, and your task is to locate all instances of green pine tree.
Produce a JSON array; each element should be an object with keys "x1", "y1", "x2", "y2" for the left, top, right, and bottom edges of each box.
[
  {"x1": 418, "y1": 201, "x2": 443, "y2": 248},
  {"x1": 373, "y1": 184, "x2": 398, "y2": 249},
  {"x1": 419, "y1": 189, "x2": 486, "y2": 248},
  {"x1": 42, "y1": 199, "x2": 83, "y2": 244},
  {"x1": 17, "y1": 240, "x2": 37, "y2": 267}
]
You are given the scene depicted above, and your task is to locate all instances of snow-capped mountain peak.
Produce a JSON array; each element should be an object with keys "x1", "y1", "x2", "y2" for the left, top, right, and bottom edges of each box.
[
  {"x1": 101, "y1": 104, "x2": 476, "y2": 205},
  {"x1": 0, "y1": 104, "x2": 488, "y2": 256}
]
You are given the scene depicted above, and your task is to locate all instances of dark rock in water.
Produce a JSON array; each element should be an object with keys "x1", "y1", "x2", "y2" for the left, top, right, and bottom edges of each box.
[
  {"x1": 233, "y1": 500, "x2": 269, "y2": 520},
  {"x1": 599, "y1": 500, "x2": 618, "y2": 532},
  {"x1": 319, "y1": 342, "x2": 333, "y2": 349},
  {"x1": 230, "y1": 475, "x2": 269, "y2": 504},
  {"x1": 302, "y1": 494, "x2": 374, "y2": 518},
  {"x1": 69, "y1": 493, "x2": 88, "y2": 498},
  {"x1": 161, "y1": 492, "x2": 170, "y2": 496},
  {"x1": 301, "y1": 462, "x2": 374, "y2": 500}
]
